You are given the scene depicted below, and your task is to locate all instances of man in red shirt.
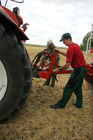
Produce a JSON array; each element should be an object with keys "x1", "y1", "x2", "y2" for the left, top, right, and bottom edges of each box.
[{"x1": 50, "y1": 33, "x2": 87, "y2": 109}]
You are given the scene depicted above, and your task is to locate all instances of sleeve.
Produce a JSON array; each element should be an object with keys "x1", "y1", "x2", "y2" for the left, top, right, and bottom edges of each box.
[
  {"x1": 56, "y1": 53, "x2": 60, "y2": 62},
  {"x1": 66, "y1": 47, "x2": 73, "y2": 63}
]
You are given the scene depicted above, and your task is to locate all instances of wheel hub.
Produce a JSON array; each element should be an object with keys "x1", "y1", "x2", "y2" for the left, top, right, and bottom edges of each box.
[{"x1": 0, "y1": 61, "x2": 7, "y2": 101}]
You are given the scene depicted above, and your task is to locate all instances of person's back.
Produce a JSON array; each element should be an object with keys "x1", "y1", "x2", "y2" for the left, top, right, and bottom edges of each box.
[{"x1": 67, "y1": 43, "x2": 86, "y2": 68}]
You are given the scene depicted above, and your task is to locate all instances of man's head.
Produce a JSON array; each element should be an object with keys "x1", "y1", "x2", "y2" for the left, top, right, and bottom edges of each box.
[
  {"x1": 47, "y1": 39, "x2": 54, "y2": 50},
  {"x1": 60, "y1": 33, "x2": 72, "y2": 46},
  {"x1": 13, "y1": 7, "x2": 20, "y2": 15}
]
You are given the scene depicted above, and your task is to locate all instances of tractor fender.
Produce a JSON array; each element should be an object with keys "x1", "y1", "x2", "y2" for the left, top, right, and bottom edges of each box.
[{"x1": 0, "y1": 5, "x2": 29, "y2": 41}]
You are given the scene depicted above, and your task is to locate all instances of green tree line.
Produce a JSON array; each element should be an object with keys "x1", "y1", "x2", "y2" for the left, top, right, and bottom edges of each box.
[{"x1": 80, "y1": 32, "x2": 93, "y2": 51}]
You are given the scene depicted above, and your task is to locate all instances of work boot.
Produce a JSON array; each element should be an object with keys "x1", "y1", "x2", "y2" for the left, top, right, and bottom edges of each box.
[
  {"x1": 72, "y1": 102, "x2": 82, "y2": 108},
  {"x1": 43, "y1": 78, "x2": 50, "y2": 86},
  {"x1": 43, "y1": 82, "x2": 49, "y2": 86},
  {"x1": 50, "y1": 104, "x2": 65, "y2": 109},
  {"x1": 51, "y1": 84, "x2": 54, "y2": 88}
]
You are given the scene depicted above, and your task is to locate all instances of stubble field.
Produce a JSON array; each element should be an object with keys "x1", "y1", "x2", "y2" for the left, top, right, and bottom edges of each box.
[{"x1": 0, "y1": 45, "x2": 93, "y2": 140}]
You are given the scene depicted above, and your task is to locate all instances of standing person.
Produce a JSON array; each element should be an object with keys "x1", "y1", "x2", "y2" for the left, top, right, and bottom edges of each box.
[
  {"x1": 13, "y1": 7, "x2": 29, "y2": 31},
  {"x1": 13, "y1": 7, "x2": 23, "y2": 26},
  {"x1": 50, "y1": 33, "x2": 87, "y2": 109},
  {"x1": 44, "y1": 39, "x2": 60, "y2": 88}
]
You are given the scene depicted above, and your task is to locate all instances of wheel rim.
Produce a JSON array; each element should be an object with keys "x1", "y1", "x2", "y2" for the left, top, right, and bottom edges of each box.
[{"x1": 0, "y1": 61, "x2": 7, "y2": 101}]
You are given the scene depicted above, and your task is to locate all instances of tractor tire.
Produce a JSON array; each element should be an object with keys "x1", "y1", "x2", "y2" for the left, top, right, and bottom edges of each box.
[{"x1": 0, "y1": 24, "x2": 32, "y2": 123}]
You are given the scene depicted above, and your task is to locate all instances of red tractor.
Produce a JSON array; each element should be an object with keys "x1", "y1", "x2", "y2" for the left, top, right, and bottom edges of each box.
[{"x1": 0, "y1": 0, "x2": 32, "y2": 123}]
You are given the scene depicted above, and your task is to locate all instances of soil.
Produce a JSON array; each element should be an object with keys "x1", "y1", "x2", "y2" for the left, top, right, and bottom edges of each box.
[{"x1": 0, "y1": 46, "x2": 93, "y2": 140}]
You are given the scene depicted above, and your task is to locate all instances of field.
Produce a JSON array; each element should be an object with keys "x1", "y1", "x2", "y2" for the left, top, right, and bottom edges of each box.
[{"x1": 0, "y1": 45, "x2": 93, "y2": 140}]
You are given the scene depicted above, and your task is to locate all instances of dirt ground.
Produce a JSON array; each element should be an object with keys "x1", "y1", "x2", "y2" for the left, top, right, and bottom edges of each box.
[{"x1": 0, "y1": 46, "x2": 93, "y2": 140}]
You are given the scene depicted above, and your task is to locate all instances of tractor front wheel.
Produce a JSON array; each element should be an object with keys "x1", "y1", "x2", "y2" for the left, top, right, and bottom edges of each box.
[{"x1": 0, "y1": 24, "x2": 32, "y2": 123}]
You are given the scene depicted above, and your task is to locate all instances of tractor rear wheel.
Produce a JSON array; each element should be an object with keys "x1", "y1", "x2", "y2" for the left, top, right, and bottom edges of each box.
[{"x1": 0, "y1": 24, "x2": 32, "y2": 123}]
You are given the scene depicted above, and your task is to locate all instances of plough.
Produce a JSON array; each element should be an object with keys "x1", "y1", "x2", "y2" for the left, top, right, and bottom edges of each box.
[{"x1": 32, "y1": 49, "x2": 93, "y2": 85}]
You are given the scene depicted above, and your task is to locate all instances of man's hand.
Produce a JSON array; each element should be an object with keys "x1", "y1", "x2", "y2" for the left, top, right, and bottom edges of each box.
[
  {"x1": 22, "y1": 23, "x2": 29, "y2": 32},
  {"x1": 53, "y1": 68, "x2": 59, "y2": 73},
  {"x1": 53, "y1": 62, "x2": 71, "y2": 73}
]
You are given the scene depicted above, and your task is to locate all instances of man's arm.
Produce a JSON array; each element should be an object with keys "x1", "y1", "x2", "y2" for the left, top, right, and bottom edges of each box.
[
  {"x1": 59, "y1": 51, "x2": 67, "y2": 56},
  {"x1": 53, "y1": 62, "x2": 71, "y2": 73},
  {"x1": 54, "y1": 49, "x2": 67, "y2": 56}
]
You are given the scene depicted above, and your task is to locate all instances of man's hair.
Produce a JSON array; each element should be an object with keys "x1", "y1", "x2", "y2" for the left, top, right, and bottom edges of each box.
[{"x1": 13, "y1": 7, "x2": 20, "y2": 15}]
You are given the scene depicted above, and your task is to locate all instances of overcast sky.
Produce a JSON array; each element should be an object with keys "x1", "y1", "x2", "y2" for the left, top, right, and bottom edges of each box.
[{"x1": 3, "y1": 0, "x2": 93, "y2": 47}]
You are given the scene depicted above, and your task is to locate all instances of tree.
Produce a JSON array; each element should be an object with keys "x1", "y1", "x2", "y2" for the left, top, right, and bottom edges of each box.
[{"x1": 80, "y1": 32, "x2": 93, "y2": 51}]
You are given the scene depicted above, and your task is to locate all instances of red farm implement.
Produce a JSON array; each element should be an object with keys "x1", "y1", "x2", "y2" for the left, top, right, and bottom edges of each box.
[{"x1": 32, "y1": 49, "x2": 93, "y2": 85}]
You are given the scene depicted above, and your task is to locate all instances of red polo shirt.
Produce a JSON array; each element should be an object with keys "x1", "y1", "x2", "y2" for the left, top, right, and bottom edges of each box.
[{"x1": 66, "y1": 43, "x2": 86, "y2": 68}]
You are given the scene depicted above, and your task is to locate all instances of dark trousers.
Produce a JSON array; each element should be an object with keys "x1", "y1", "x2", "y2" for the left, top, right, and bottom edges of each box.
[
  {"x1": 57, "y1": 66, "x2": 87, "y2": 108},
  {"x1": 44, "y1": 60, "x2": 59, "y2": 87},
  {"x1": 45, "y1": 74, "x2": 56, "y2": 87}
]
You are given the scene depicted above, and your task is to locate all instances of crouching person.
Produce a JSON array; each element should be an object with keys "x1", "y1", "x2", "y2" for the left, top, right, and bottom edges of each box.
[{"x1": 44, "y1": 39, "x2": 60, "y2": 88}]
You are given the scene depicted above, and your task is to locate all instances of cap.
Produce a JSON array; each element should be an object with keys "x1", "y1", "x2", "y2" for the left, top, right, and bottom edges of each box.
[
  {"x1": 47, "y1": 39, "x2": 53, "y2": 47},
  {"x1": 60, "y1": 33, "x2": 72, "y2": 42}
]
